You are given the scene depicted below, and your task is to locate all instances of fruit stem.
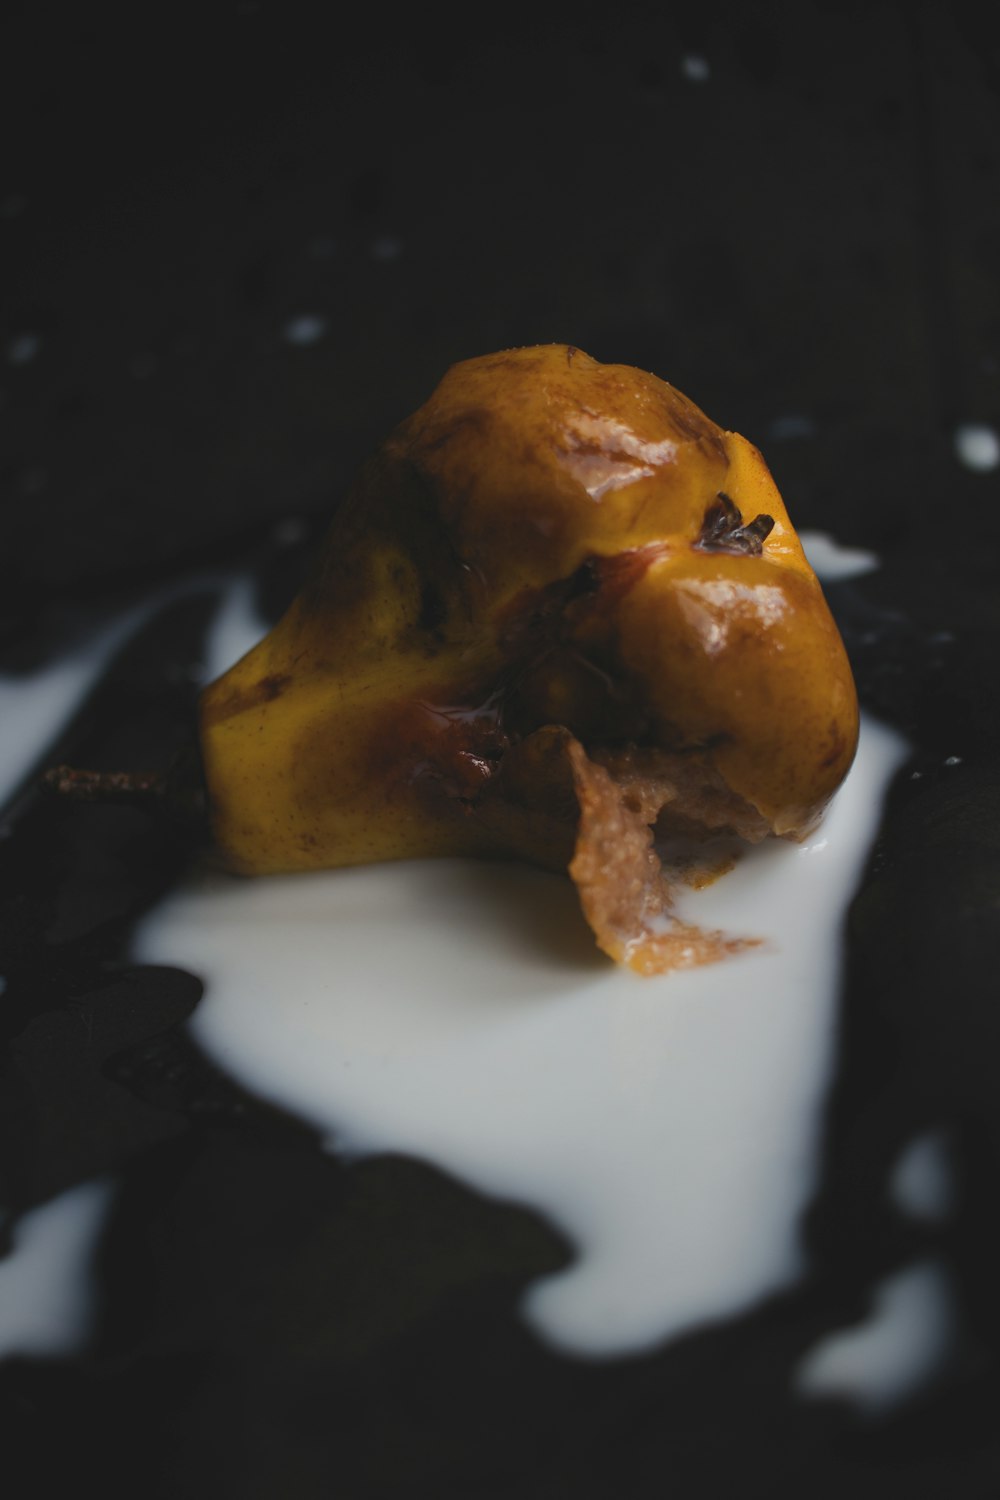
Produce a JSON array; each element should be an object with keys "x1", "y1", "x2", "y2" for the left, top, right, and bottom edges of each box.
[
  {"x1": 40, "y1": 748, "x2": 207, "y2": 832},
  {"x1": 42, "y1": 764, "x2": 171, "y2": 804}
]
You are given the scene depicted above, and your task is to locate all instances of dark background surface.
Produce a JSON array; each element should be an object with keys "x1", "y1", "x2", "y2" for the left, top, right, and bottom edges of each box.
[{"x1": 3, "y1": 3, "x2": 1000, "y2": 1495}]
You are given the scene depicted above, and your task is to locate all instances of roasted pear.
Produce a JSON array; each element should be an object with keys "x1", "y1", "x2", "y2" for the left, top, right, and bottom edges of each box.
[{"x1": 198, "y1": 345, "x2": 858, "y2": 972}]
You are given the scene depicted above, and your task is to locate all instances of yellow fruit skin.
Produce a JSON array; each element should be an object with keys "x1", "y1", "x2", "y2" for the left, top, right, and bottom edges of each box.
[{"x1": 199, "y1": 345, "x2": 859, "y2": 874}]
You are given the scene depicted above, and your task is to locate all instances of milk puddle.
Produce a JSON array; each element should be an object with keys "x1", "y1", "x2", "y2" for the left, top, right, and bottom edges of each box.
[
  {"x1": 135, "y1": 716, "x2": 906, "y2": 1357},
  {"x1": 0, "y1": 1180, "x2": 114, "y2": 1359},
  {"x1": 0, "y1": 549, "x2": 917, "y2": 1377}
]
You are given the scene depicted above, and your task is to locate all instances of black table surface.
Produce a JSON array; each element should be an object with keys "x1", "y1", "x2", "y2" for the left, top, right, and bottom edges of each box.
[{"x1": 3, "y1": 4, "x2": 1000, "y2": 1496}]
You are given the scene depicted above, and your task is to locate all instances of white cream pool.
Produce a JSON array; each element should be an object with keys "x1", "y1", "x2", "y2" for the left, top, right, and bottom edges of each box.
[
  {"x1": 134, "y1": 711, "x2": 906, "y2": 1357},
  {"x1": 1, "y1": 543, "x2": 929, "y2": 1388}
]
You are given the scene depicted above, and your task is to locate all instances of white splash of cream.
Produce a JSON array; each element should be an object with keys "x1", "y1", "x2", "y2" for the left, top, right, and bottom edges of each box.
[
  {"x1": 953, "y1": 423, "x2": 999, "y2": 472},
  {"x1": 891, "y1": 1130, "x2": 955, "y2": 1225},
  {"x1": 283, "y1": 315, "x2": 328, "y2": 346},
  {"x1": 135, "y1": 721, "x2": 905, "y2": 1358},
  {"x1": 197, "y1": 576, "x2": 267, "y2": 684},
  {"x1": 6, "y1": 332, "x2": 41, "y2": 365},
  {"x1": 681, "y1": 54, "x2": 710, "y2": 82},
  {"x1": 796, "y1": 1258, "x2": 956, "y2": 1414},
  {"x1": 134, "y1": 536, "x2": 907, "y2": 1357},
  {"x1": 0, "y1": 1179, "x2": 114, "y2": 1358},
  {"x1": 799, "y1": 531, "x2": 879, "y2": 582},
  {"x1": 1, "y1": 539, "x2": 912, "y2": 1369}
]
